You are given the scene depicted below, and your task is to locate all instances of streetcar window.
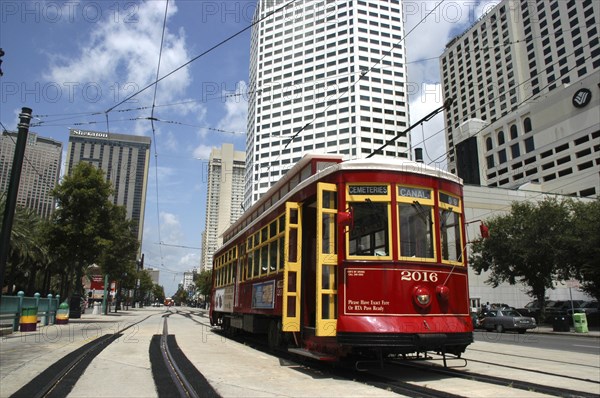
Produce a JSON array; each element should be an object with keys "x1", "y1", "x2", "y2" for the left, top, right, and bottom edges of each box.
[
  {"x1": 247, "y1": 250, "x2": 253, "y2": 280},
  {"x1": 439, "y1": 209, "x2": 462, "y2": 262},
  {"x1": 398, "y1": 202, "x2": 434, "y2": 259},
  {"x1": 253, "y1": 250, "x2": 260, "y2": 277},
  {"x1": 348, "y1": 201, "x2": 390, "y2": 257},
  {"x1": 269, "y1": 242, "x2": 278, "y2": 272},
  {"x1": 321, "y1": 293, "x2": 337, "y2": 320},
  {"x1": 278, "y1": 237, "x2": 284, "y2": 270},
  {"x1": 261, "y1": 245, "x2": 269, "y2": 274}
]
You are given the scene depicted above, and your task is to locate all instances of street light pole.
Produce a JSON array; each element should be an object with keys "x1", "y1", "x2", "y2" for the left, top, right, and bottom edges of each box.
[{"x1": 0, "y1": 108, "x2": 32, "y2": 303}]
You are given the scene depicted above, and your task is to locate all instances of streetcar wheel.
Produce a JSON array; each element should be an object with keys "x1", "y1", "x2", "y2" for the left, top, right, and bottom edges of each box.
[
  {"x1": 268, "y1": 320, "x2": 281, "y2": 350},
  {"x1": 496, "y1": 324, "x2": 504, "y2": 333}
]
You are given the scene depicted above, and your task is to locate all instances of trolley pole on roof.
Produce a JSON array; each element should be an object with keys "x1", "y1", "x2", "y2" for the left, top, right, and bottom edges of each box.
[
  {"x1": 0, "y1": 107, "x2": 33, "y2": 304},
  {"x1": 367, "y1": 97, "x2": 454, "y2": 159}
]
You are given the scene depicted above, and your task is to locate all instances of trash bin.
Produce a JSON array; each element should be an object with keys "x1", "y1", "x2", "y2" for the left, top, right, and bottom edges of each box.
[
  {"x1": 552, "y1": 315, "x2": 570, "y2": 332},
  {"x1": 69, "y1": 294, "x2": 82, "y2": 319},
  {"x1": 573, "y1": 313, "x2": 588, "y2": 333},
  {"x1": 55, "y1": 302, "x2": 70, "y2": 324},
  {"x1": 19, "y1": 307, "x2": 38, "y2": 332}
]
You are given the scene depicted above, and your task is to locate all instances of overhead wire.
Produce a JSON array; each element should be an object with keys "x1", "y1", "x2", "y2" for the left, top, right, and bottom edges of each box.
[
  {"x1": 148, "y1": 0, "x2": 170, "y2": 267},
  {"x1": 406, "y1": 22, "x2": 599, "y2": 163},
  {"x1": 464, "y1": 169, "x2": 600, "y2": 226},
  {"x1": 27, "y1": 25, "x2": 591, "y2": 126},
  {"x1": 256, "y1": 0, "x2": 451, "y2": 183},
  {"x1": 104, "y1": 0, "x2": 299, "y2": 114},
  {"x1": 425, "y1": 50, "x2": 596, "y2": 166},
  {"x1": 0, "y1": 120, "x2": 61, "y2": 194}
]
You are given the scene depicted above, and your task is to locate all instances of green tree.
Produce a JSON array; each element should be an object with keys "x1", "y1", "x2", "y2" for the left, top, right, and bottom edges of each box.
[
  {"x1": 195, "y1": 269, "x2": 213, "y2": 301},
  {"x1": 470, "y1": 197, "x2": 574, "y2": 319},
  {"x1": 568, "y1": 200, "x2": 600, "y2": 301},
  {"x1": 1, "y1": 196, "x2": 49, "y2": 294},
  {"x1": 152, "y1": 284, "x2": 165, "y2": 304},
  {"x1": 137, "y1": 269, "x2": 154, "y2": 304},
  {"x1": 96, "y1": 204, "x2": 139, "y2": 309},
  {"x1": 45, "y1": 162, "x2": 113, "y2": 298},
  {"x1": 173, "y1": 287, "x2": 187, "y2": 305}
]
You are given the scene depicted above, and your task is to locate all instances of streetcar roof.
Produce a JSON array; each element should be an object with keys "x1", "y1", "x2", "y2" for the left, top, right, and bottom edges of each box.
[{"x1": 219, "y1": 153, "x2": 462, "y2": 248}]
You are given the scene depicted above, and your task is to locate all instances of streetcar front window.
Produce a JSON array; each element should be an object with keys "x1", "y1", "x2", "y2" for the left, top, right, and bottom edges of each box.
[
  {"x1": 348, "y1": 201, "x2": 390, "y2": 257},
  {"x1": 398, "y1": 202, "x2": 434, "y2": 259},
  {"x1": 440, "y1": 209, "x2": 462, "y2": 262},
  {"x1": 439, "y1": 191, "x2": 464, "y2": 264}
]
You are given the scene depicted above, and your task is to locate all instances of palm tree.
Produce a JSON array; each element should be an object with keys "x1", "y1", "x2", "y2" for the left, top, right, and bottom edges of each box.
[{"x1": 1, "y1": 196, "x2": 48, "y2": 294}]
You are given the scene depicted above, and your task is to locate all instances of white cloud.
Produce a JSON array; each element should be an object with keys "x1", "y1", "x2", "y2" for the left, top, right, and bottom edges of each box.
[
  {"x1": 409, "y1": 83, "x2": 448, "y2": 168},
  {"x1": 404, "y1": 1, "x2": 499, "y2": 168},
  {"x1": 142, "y1": 211, "x2": 200, "y2": 294},
  {"x1": 217, "y1": 80, "x2": 248, "y2": 135},
  {"x1": 192, "y1": 144, "x2": 213, "y2": 160},
  {"x1": 44, "y1": 1, "x2": 192, "y2": 109}
]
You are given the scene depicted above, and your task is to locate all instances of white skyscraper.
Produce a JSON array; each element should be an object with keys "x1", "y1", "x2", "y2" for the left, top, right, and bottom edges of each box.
[
  {"x1": 201, "y1": 144, "x2": 246, "y2": 270},
  {"x1": 245, "y1": 0, "x2": 411, "y2": 207}
]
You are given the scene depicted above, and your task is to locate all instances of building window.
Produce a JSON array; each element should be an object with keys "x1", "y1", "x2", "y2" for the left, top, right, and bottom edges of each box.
[
  {"x1": 510, "y1": 124, "x2": 518, "y2": 139},
  {"x1": 511, "y1": 143, "x2": 520, "y2": 159},
  {"x1": 498, "y1": 149, "x2": 507, "y2": 164},
  {"x1": 525, "y1": 137, "x2": 535, "y2": 152},
  {"x1": 497, "y1": 131, "x2": 505, "y2": 145},
  {"x1": 485, "y1": 136, "x2": 493, "y2": 151},
  {"x1": 523, "y1": 117, "x2": 532, "y2": 133}
]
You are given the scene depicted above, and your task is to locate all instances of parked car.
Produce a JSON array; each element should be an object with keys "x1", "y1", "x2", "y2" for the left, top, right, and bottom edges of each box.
[
  {"x1": 567, "y1": 301, "x2": 599, "y2": 316},
  {"x1": 480, "y1": 309, "x2": 537, "y2": 333},
  {"x1": 490, "y1": 303, "x2": 513, "y2": 310},
  {"x1": 517, "y1": 300, "x2": 554, "y2": 321},
  {"x1": 587, "y1": 310, "x2": 600, "y2": 328},
  {"x1": 545, "y1": 300, "x2": 584, "y2": 316}
]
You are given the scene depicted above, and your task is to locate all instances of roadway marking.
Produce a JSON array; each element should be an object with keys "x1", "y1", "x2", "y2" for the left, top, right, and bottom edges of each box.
[{"x1": 573, "y1": 344, "x2": 600, "y2": 349}]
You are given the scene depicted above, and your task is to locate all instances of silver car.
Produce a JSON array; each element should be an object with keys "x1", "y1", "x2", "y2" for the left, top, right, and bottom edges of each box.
[{"x1": 481, "y1": 309, "x2": 537, "y2": 333}]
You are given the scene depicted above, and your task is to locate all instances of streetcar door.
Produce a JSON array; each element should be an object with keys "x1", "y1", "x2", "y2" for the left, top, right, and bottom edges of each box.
[
  {"x1": 316, "y1": 183, "x2": 338, "y2": 337},
  {"x1": 282, "y1": 202, "x2": 302, "y2": 332}
]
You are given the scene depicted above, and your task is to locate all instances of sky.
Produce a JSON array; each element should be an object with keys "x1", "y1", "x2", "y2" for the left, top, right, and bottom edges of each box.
[{"x1": 0, "y1": 0, "x2": 498, "y2": 296}]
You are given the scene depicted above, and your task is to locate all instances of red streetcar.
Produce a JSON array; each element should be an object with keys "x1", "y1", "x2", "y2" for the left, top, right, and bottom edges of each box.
[{"x1": 210, "y1": 154, "x2": 473, "y2": 362}]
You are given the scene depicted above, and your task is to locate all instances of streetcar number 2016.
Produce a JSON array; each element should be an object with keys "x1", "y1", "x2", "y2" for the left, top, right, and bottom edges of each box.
[{"x1": 400, "y1": 271, "x2": 438, "y2": 282}]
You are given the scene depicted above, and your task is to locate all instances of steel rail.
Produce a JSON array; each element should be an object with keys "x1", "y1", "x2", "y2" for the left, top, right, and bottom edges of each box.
[{"x1": 160, "y1": 311, "x2": 200, "y2": 398}]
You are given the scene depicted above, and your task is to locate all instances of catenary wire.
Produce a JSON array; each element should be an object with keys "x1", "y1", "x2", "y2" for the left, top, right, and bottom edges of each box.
[{"x1": 147, "y1": 0, "x2": 170, "y2": 267}]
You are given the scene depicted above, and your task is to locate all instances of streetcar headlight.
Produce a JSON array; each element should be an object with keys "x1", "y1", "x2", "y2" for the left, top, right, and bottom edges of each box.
[
  {"x1": 413, "y1": 286, "x2": 431, "y2": 308},
  {"x1": 436, "y1": 285, "x2": 450, "y2": 301}
]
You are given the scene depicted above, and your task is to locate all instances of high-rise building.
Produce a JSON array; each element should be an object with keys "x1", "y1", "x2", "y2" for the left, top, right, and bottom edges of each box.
[
  {"x1": 440, "y1": 0, "x2": 600, "y2": 180},
  {"x1": 0, "y1": 131, "x2": 62, "y2": 218},
  {"x1": 201, "y1": 144, "x2": 245, "y2": 270},
  {"x1": 65, "y1": 128, "x2": 151, "y2": 243},
  {"x1": 145, "y1": 268, "x2": 160, "y2": 285},
  {"x1": 245, "y1": 0, "x2": 410, "y2": 207},
  {"x1": 182, "y1": 269, "x2": 197, "y2": 293}
]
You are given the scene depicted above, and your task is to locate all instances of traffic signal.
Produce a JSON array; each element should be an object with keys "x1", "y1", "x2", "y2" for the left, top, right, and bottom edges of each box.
[{"x1": 0, "y1": 48, "x2": 4, "y2": 76}]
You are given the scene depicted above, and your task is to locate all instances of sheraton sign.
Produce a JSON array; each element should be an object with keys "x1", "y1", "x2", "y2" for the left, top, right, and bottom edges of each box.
[{"x1": 71, "y1": 129, "x2": 108, "y2": 138}]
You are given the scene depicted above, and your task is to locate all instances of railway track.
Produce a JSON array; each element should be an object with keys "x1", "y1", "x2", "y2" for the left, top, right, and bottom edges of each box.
[
  {"x1": 187, "y1": 306, "x2": 598, "y2": 398},
  {"x1": 10, "y1": 315, "x2": 153, "y2": 398},
  {"x1": 151, "y1": 311, "x2": 219, "y2": 398},
  {"x1": 385, "y1": 357, "x2": 599, "y2": 398},
  {"x1": 9, "y1": 309, "x2": 218, "y2": 398},
  {"x1": 6, "y1": 308, "x2": 598, "y2": 398}
]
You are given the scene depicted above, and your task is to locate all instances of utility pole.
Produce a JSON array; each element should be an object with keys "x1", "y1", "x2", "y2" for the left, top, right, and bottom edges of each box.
[{"x1": 0, "y1": 108, "x2": 33, "y2": 303}]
